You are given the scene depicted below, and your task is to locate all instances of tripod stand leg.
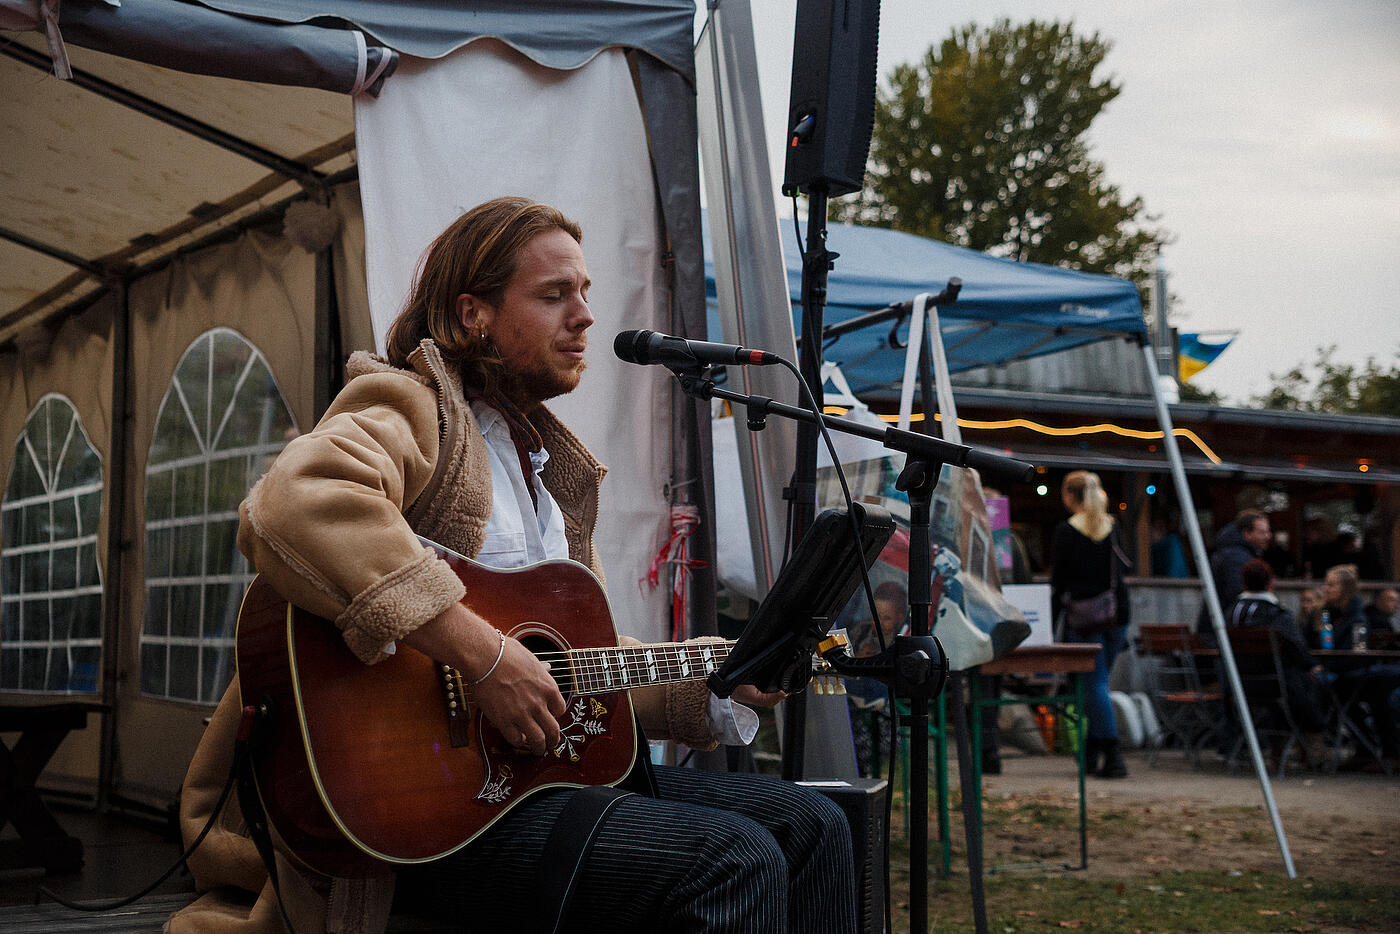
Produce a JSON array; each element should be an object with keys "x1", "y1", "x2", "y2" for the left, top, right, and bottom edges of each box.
[{"x1": 958, "y1": 672, "x2": 990, "y2": 934}]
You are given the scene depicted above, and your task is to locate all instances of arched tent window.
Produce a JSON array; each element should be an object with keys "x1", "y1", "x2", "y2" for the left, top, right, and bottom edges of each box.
[
  {"x1": 1, "y1": 395, "x2": 104, "y2": 693},
  {"x1": 142, "y1": 328, "x2": 295, "y2": 703}
]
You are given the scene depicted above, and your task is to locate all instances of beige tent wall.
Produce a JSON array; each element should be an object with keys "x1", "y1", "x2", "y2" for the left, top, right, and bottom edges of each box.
[
  {"x1": 0, "y1": 297, "x2": 117, "y2": 795},
  {"x1": 114, "y1": 227, "x2": 318, "y2": 805},
  {"x1": 331, "y1": 183, "x2": 375, "y2": 357},
  {"x1": 0, "y1": 182, "x2": 371, "y2": 807},
  {"x1": 112, "y1": 187, "x2": 371, "y2": 806}
]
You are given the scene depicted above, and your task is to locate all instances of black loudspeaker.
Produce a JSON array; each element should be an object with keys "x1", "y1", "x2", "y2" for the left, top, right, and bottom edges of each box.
[
  {"x1": 799, "y1": 777, "x2": 888, "y2": 934},
  {"x1": 781, "y1": 0, "x2": 881, "y2": 198}
]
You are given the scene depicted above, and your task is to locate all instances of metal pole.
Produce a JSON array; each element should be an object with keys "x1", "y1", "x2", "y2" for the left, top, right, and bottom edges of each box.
[
  {"x1": 1140, "y1": 342, "x2": 1296, "y2": 878},
  {"x1": 97, "y1": 279, "x2": 131, "y2": 810},
  {"x1": 780, "y1": 190, "x2": 832, "y2": 781}
]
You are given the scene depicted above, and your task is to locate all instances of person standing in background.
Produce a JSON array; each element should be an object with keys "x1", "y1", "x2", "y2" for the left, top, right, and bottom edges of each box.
[
  {"x1": 1199, "y1": 509, "x2": 1271, "y2": 634},
  {"x1": 1149, "y1": 515, "x2": 1190, "y2": 578},
  {"x1": 1052, "y1": 470, "x2": 1131, "y2": 779}
]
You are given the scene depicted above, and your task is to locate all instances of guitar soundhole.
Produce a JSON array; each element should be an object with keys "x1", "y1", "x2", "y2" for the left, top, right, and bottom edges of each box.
[{"x1": 519, "y1": 633, "x2": 575, "y2": 698}]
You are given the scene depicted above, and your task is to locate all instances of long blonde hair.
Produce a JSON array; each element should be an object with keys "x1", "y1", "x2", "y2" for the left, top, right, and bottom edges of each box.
[
  {"x1": 1324, "y1": 563, "x2": 1359, "y2": 607},
  {"x1": 1062, "y1": 470, "x2": 1114, "y2": 541}
]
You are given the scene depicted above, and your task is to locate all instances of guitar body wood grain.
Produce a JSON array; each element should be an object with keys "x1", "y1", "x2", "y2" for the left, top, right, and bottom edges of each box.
[{"x1": 235, "y1": 553, "x2": 638, "y2": 878}]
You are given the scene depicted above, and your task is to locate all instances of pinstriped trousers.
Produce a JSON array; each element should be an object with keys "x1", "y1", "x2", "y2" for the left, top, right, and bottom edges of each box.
[{"x1": 396, "y1": 765, "x2": 857, "y2": 933}]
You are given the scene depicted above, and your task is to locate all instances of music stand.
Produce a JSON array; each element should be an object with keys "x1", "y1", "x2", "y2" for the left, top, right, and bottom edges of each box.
[{"x1": 708, "y1": 503, "x2": 894, "y2": 698}]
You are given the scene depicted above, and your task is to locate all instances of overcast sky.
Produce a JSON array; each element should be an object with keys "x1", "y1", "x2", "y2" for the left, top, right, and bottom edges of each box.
[{"x1": 729, "y1": 1, "x2": 1400, "y2": 405}]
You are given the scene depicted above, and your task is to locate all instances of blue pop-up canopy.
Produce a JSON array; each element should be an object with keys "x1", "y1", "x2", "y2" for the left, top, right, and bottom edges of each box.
[{"x1": 703, "y1": 212, "x2": 1146, "y2": 394}]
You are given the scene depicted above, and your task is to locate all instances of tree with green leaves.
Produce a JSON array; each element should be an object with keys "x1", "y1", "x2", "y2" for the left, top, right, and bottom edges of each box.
[
  {"x1": 835, "y1": 19, "x2": 1168, "y2": 286},
  {"x1": 1252, "y1": 346, "x2": 1400, "y2": 416},
  {"x1": 1178, "y1": 382, "x2": 1225, "y2": 405}
]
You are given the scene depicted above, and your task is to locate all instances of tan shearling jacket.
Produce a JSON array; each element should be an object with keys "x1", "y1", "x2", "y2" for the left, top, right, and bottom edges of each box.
[{"x1": 167, "y1": 340, "x2": 713, "y2": 934}]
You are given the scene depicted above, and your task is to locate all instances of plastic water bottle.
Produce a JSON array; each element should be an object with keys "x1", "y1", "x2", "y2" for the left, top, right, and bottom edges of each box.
[
  {"x1": 1353, "y1": 618, "x2": 1368, "y2": 651},
  {"x1": 1320, "y1": 610, "x2": 1334, "y2": 650}
]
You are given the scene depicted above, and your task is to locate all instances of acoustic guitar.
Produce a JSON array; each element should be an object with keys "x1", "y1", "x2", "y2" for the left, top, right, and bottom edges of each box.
[{"x1": 235, "y1": 542, "x2": 735, "y2": 879}]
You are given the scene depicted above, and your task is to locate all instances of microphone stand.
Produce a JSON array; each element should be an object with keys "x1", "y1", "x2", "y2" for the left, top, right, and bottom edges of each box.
[
  {"x1": 817, "y1": 283, "x2": 992, "y2": 934},
  {"x1": 670, "y1": 363, "x2": 1032, "y2": 934}
]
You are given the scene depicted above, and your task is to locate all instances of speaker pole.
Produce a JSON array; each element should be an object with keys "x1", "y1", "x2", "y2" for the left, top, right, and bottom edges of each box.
[
  {"x1": 779, "y1": 187, "x2": 835, "y2": 781},
  {"x1": 778, "y1": 0, "x2": 880, "y2": 784}
]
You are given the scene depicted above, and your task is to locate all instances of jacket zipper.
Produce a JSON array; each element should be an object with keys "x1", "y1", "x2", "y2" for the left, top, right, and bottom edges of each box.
[{"x1": 404, "y1": 340, "x2": 459, "y2": 526}]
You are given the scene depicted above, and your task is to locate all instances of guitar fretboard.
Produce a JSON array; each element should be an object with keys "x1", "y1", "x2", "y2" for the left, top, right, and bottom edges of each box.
[{"x1": 567, "y1": 641, "x2": 735, "y2": 695}]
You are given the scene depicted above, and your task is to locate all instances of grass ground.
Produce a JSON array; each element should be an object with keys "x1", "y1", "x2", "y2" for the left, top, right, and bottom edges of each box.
[{"x1": 882, "y1": 780, "x2": 1400, "y2": 933}]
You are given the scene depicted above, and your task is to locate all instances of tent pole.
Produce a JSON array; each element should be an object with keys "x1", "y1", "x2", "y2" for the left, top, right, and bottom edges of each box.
[
  {"x1": 313, "y1": 226, "x2": 342, "y2": 420},
  {"x1": 97, "y1": 278, "x2": 131, "y2": 811},
  {"x1": 694, "y1": 2, "x2": 796, "y2": 597},
  {"x1": 1139, "y1": 341, "x2": 1296, "y2": 878}
]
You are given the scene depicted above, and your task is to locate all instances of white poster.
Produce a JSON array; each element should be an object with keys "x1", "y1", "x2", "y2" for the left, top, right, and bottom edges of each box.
[{"x1": 1001, "y1": 584, "x2": 1054, "y2": 646}]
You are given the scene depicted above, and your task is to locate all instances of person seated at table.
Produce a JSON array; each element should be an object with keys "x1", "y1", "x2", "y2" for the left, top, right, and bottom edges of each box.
[
  {"x1": 1334, "y1": 660, "x2": 1400, "y2": 773},
  {"x1": 1364, "y1": 588, "x2": 1399, "y2": 637},
  {"x1": 1333, "y1": 586, "x2": 1400, "y2": 771},
  {"x1": 1295, "y1": 587, "x2": 1323, "y2": 640},
  {"x1": 1313, "y1": 563, "x2": 1367, "y2": 649},
  {"x1": 1227, "y1": 560, "x2": 1330, "y2": 767}
]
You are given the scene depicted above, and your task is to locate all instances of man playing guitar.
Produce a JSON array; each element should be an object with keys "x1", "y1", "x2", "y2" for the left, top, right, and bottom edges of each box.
[{"x1": 168, "y1": 197, "x2": 857, "y2": 934}]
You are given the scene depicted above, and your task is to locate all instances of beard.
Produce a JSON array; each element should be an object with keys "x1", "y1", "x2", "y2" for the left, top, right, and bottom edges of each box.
[{"x1": 503, "y1": 357, "x2": 587, "y2": 408}]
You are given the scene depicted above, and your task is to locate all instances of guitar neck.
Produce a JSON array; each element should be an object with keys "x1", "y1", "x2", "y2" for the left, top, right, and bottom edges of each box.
[{"x1": 566, "y1": 640, "x2": 735, "y2": 695}]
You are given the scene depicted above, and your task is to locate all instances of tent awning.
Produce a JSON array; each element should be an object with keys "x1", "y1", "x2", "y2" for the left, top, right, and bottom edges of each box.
[
  {"x1": 1, "y1": 0, "x2": 699, "y2": 342},
  {"x1": 192, "y1": 0, "x2": 697, "y2": 79},
  {"x1": 703, "y1": 212, "x2": 1146, "y2": 394}
]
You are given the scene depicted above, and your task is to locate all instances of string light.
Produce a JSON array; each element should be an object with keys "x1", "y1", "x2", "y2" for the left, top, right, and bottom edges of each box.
[{"x1": 821, "y1": 407, "x2": 1224, "y2": 464}]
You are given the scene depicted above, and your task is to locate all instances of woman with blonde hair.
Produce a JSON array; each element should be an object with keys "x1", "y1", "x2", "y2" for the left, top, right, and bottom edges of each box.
[
  {"x1": 1318, "y1": 563, "x2": 1366, "y2": 649},
  {"x1": 1052, "y1": 470, "x2": 1131, "y2": 777}
]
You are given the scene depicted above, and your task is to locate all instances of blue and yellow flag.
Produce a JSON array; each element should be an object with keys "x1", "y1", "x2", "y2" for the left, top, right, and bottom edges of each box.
[{"x1": 1178, "y1": 332, "x2": 1236, "y2": 383}]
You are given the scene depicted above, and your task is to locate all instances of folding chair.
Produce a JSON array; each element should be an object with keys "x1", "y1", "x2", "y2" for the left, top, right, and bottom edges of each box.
[
  {"x1": 1224, "y1": 626, "x2": 1312, "y2": 778},
  {"x1": 1324, "y1": 664, "x2": 1394, "y2": 775},
  {"x1": 1136, "y1": 623, "x2": 1224, "y2": 766}
]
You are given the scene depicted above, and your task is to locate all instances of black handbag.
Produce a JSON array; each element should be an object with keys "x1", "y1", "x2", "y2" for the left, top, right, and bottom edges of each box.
[
  {"x1": 1063, "y1": 589, "x2": 1118, "y2": 634},
  {"x1": 1062, "y1": 531, "x2": 1127, "y2": 635}
]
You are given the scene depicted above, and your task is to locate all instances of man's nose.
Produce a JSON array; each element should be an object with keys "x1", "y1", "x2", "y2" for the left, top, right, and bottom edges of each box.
[{"x1": 570, "y1": 295, "x2": 594, "y2": 330}]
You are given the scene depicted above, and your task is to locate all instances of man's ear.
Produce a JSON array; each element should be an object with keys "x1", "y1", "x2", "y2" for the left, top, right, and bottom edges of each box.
[{"x1": 456, "y1": 293, "x2": 494, "y2": 333}]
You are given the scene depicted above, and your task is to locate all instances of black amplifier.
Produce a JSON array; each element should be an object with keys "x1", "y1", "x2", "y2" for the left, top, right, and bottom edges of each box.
[{"x1": 798, "y1": 777, "x2": 889, "y2": 934}]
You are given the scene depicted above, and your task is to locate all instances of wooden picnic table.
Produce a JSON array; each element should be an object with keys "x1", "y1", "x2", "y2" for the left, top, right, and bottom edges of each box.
[{"x1": 0, "y1": 702, "x2": 108, "y2": 874}]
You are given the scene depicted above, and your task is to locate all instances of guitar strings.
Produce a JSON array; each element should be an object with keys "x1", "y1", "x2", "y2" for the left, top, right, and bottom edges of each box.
[{"x1": 519, "y1": 644, "x2": 735, "y2": 693}]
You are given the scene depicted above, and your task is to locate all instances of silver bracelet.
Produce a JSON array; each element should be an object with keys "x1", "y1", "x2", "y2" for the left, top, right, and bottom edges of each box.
[{"x1": 473, "y1": 630, "x2": 507, "y2": 685}]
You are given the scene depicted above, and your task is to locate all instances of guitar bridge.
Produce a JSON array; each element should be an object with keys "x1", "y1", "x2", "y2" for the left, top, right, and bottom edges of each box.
[{"x1": 439, "y1": 662, "x2": 473, "y2": 748}]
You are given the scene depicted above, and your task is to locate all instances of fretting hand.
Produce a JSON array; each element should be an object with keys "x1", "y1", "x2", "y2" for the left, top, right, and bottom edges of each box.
[{"x1": 730, "y1": 683, "x2": 788, "y2": 709}]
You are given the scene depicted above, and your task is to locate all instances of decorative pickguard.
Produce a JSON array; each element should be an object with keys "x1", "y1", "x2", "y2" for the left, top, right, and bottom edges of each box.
[
  {"x1": 474, "y1": 696, "x2": 612, "y2": 803},
  {"x1": 477, "y1": 763, "x2": 514, "y2": 804},
  {"x1": 553, "y1": 697, "x2": 609, "y2": 762}
]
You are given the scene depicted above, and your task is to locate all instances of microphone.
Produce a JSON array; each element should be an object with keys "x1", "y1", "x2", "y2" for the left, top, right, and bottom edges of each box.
[{"x1": 614, "y1": 329, "x2": 782, "y2": 370}]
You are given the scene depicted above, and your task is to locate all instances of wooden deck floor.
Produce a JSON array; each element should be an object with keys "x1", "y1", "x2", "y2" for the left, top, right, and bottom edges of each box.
[
  {"x1": 0, "y1": 892, "x2": 195, "y2": 933},
  {"x1": 0, "y1": 800, "x2": 457, "y2": 932},
  {"x1": 0, "y1": 800, "x2": 194, "y2": 929}
]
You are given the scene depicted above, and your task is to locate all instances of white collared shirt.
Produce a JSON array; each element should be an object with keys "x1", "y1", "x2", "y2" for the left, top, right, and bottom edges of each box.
[
  {"x1": 471, "y1": 400, "x2": 566, "y2": 569},
  {"x1": 470, "y1": 400, "x2": 755, "y2": 745}
]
